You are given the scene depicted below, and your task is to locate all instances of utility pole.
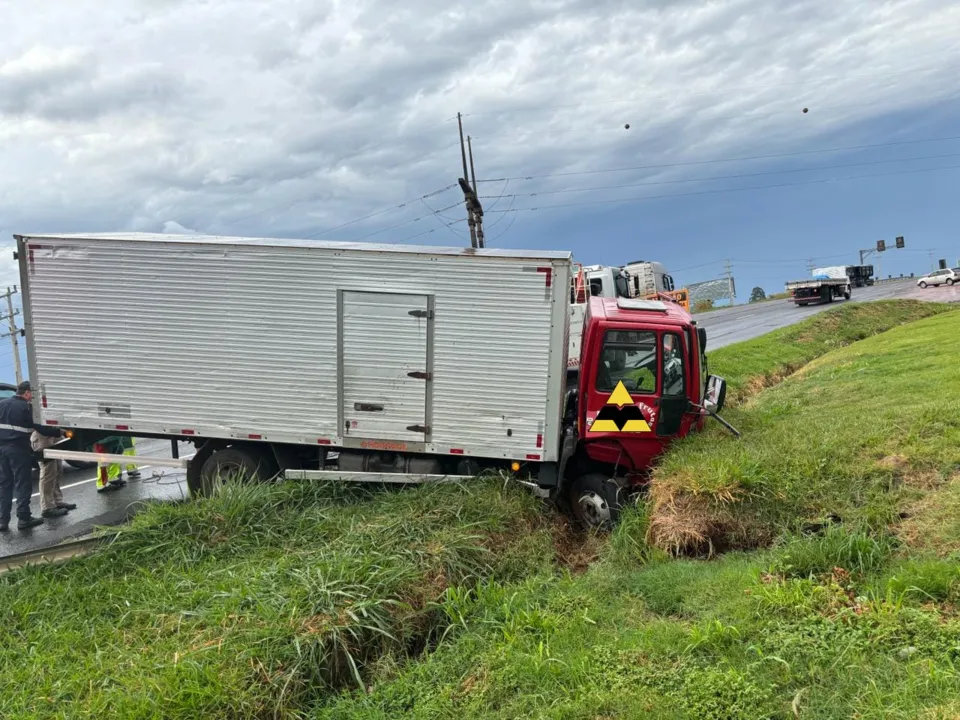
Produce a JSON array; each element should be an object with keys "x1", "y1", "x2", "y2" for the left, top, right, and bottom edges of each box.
[
  {"x1": 455, "y1": 113, "x2": 485, "y2": 249},
  {"x1": 1, "y1": 286, "x2": 23, "y2": 385},
  {"x1": 807, "y1": 257, "x2": 816, "y2": 274},
  {"x1": 456, "y1": 113, "x2": 479, "y2": 249},
  {"x1": 467, "y1": 135, "x2": 484, "y2": 248}
]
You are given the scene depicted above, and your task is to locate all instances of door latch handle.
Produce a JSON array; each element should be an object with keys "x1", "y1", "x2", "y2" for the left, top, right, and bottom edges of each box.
[
  {"x1": 407, "y1": 371, "x2": 432, "y2": 380},
  {"x1": 354, "y1": 403, "x2": 384, "y2": 412}
]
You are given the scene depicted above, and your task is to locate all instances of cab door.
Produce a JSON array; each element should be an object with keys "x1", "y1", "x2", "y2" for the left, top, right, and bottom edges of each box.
[{"x1": 656, "y1": 331, "x2": 690, "y2": 437}]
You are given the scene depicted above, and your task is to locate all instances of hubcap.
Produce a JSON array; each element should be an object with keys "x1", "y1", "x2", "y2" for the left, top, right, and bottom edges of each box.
[{"x1": 578, "y1": 491, "x2": 611, "y2": 527}]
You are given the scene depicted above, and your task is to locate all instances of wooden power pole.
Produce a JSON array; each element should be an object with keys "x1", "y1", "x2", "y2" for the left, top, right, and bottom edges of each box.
[{"x1": 0, "y1": 286, "x2": 23, "y2": 385}]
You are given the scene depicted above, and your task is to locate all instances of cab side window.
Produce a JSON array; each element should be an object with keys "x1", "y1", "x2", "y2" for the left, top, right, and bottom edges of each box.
[
  {"x1": 662, "y1": 333, "x2": 685, "y2": 397},
  {"x1": 595, "y1": 330, "x2": 658, "y2": 394}
]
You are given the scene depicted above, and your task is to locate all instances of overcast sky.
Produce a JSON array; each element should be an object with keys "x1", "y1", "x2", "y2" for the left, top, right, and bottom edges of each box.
[{"x1": 1, "y1": 0, "x2": 959, "y2": 379}]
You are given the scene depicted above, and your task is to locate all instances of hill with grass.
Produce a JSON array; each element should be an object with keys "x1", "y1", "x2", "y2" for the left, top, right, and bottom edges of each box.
[{"x1": 1, "y1": 299, "x2": 958, "y2": 719}]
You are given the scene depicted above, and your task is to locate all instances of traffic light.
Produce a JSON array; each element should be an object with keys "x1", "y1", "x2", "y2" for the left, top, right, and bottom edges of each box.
[
  {"x1": 877, "y1": 239, "x2": 886, "y2": 252},
  {"x1": 895, "y1": 236, "x2": 905, "y2": 248}
]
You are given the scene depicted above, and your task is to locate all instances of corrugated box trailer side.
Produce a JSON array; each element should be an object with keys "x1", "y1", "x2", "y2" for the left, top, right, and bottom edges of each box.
[{"x1": 17, "y1": 234, "x2": 571, "y2": 468}]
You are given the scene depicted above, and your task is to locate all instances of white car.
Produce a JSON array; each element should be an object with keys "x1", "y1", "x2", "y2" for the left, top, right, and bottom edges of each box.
[{"x1": 917, "y1": 268, "x2": 958, "y2": 288}]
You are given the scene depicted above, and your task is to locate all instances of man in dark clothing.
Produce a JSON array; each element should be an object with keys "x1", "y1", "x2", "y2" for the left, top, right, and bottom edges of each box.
[{"x1": 0, "y1": 381, "x2": 63, "y2": 531}]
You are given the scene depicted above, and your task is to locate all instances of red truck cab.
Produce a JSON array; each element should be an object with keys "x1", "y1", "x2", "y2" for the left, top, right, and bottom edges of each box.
[{"x1": 561, "y1": 296, "x2": 724, "y2": 526}]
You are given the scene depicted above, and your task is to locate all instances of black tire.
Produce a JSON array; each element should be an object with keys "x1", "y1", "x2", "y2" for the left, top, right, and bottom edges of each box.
[
  {"x1": 843, "y1": 291, "x2": 851, "y2": 300},
  {"x1": 197, "y1": 446, "x2": 274, "y2": 497},
  {"x1": 568, "y1": 473, "x2": 622, "y2": 529},
  {"x1": 948, "y1": 279, "x2": 955, "y2": 286},
  {"x1": 919, "y1": 281, "x2": 928, "y2": 289},
  {"x1": 66, "y1": 459, "x2": 96, "y2": 471}
]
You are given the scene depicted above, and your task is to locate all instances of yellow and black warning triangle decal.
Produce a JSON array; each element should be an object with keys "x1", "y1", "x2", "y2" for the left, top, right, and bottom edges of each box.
[{"x1": 589, "y1": 381, "x2": 652, "y2": 433}]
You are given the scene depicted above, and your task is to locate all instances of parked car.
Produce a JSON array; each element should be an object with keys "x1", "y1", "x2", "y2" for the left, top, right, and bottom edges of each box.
[{"x1": 917, "y1": 269, "x2": 958, "y2": 288}]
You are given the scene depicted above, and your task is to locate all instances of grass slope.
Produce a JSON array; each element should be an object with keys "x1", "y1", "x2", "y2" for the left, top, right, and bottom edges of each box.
[
  {"x1": 0, "y1": 480, "x2": 553, "y2": 719},
  {"x1": 321, "y1": 307, "x2": 960, "y2": 720},
  {"x1": 649, "y1": 303, "x2": 958, "y2": 553},
  {"x1": 706, "y1": 300, "x2": 948, "y2": 406},
  {"x1": 3, "y1": 299, "x2": 957, "y2": 720}
]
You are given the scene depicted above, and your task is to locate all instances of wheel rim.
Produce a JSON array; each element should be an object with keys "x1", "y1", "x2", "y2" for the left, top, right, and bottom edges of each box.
[{"x1": 577, "y1": 491, "x2": 611, "y2": 527}]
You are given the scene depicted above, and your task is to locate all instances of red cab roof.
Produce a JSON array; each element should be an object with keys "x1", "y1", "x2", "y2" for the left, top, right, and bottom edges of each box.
[{"x1": 589, "y1": 296, "x2": 693, "y2": 327}]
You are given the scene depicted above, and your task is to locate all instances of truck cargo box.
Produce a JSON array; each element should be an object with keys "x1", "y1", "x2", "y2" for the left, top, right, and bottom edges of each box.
[{"x1": 16, "y1": 233, "x2": 572, "y2": 463}]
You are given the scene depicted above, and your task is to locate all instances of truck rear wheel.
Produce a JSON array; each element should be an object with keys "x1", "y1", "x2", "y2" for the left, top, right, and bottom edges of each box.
[
  {"x1": 568, "y1": 473, "x2": 622, "y2": 529},
  {"x1": 197, "y1": 446, "x2": 274, "y2": 496}
]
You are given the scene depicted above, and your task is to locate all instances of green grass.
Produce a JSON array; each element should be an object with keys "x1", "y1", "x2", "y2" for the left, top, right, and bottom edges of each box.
[
  {"x1": 318, "y1": 542, "x2": 960, "y2": 719},
  {"x1": 706, "y1": 299, "x2": 949, "y2": 406},
  {"x1": 649, "y1": 305, "x2": 960, "y2": 553},
  {"x1": 4, "y1": 299, "x2": 960, "y2": 719},
  {"x1": 0, "y1": 479, "x2": 554, "y2": 718},
  {"x1": 317, "y1": 302, "x2": 960, "y2": 719}
]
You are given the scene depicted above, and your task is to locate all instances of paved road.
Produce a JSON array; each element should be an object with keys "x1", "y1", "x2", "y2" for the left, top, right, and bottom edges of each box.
[
  {"x1": 693, "y1": 279, "x2": 958, "y2": 350},
  {"x1": 0, "y1": 438, "x2": 193, "y2": 559}
]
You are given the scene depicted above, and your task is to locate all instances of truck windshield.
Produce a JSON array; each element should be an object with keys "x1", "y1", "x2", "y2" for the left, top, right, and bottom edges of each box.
[{"x1": 595, "y1": 330, "x2": 657, "y2": 394}]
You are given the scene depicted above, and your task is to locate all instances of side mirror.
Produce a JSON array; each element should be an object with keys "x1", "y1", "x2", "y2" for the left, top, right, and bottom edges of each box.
[
  {"x1": 704, "y1": 375, "x2": 726, "y2": 413},
  {"x1": 698, "y1": 327, "x2": 707, "y2": 353}
]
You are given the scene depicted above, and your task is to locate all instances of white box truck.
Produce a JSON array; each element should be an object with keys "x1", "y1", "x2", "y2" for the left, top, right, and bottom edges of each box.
[{"x1": 16, "y1": 232, "x2": 726, "y2": 527}]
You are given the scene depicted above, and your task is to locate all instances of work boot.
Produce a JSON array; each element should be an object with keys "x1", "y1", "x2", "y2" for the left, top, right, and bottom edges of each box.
[
  {"x1": 97, "y1": 484, "x2": 120, "y2": 494},
  {"x1": 42, "y1": 507, "x2": 69, "y2": 518},
  {"x1": 17, "y1": 517, "x2": 44, "y2": 530},
  {"x1": 127, "y1": 470, "x2": 141, "y2": 479},
  {"x1": 57, "y1": 502, "x2": 78, "y2": 511},
  {"x1": 110, "y1": 478, "x2": 127, "y2": 488}
]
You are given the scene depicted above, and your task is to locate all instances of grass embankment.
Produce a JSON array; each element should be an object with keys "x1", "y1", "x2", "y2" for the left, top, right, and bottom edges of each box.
[
  {"x1": 3, "y1": 299, "x2": 958, "y2": 719},
  {"x1": 650, "y1": 300, "x2": 957, "y2": 553},
  {"x1": 0, "y1": 481, "x2": 555, "y2": 718},
  {"x1": 706, "y1": 299, "x2": 947, "y2": 406},
  {"x1": 320, "y1": 301, "x2": 960, "y2": 719}
]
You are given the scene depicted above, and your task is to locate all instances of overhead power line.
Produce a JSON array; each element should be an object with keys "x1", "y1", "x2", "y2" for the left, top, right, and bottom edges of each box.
[
  {"x1": 483, "y1": 161, "x2": 960, "y2": 215},
  {"x1": 476, "y1": 150, "x2": 960, "y2": 200},
  {"x1": 303, "y1": 184, "x2": 458, "y2": 240},
  {"x1": 345, "y1": 200, "x2": 464, "y2": 243},
  {"x1": 476, "y1": 133, "x2": 960, "y2": 184}
]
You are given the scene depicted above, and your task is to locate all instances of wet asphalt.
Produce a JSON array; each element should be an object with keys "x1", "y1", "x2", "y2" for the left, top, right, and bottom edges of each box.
[
  {"x1": 692, "y1": 278, "x2": 956, "y2": 349},
  {"x1": 0, "y1": 439, "x2": 193, "y2": 558}
]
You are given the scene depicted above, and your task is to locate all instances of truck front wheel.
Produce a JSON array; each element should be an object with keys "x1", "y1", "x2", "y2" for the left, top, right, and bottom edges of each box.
[
  {"x1": 196, "y1": 445, "x2": 275, "y2": 497},
  {"x1": 568, "y1": 473, "x2": 622, "y2": 529}
]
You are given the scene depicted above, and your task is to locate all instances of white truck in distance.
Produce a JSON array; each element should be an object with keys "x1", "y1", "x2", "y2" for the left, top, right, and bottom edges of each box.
[{"x1": 568, "y1": 262, "x2": 678, "y2": 370}]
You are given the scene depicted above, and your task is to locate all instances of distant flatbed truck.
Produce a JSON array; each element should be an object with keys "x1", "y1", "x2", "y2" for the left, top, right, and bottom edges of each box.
[{"x1": 785, "y1": 277, "x2": 851, "y2": 306}]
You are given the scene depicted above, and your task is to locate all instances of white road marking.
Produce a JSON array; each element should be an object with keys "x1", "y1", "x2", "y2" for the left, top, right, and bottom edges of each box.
[{"x1": 29, "y1": 453, "x2": 196, "y2": 498}]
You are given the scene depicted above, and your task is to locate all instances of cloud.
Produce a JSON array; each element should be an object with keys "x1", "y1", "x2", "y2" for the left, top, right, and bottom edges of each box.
[{"x1": 0, "y1": 0, "x2": 958, "y2": 248}]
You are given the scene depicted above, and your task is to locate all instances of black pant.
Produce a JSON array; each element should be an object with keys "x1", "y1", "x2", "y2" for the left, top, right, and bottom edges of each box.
[{"x1": 0, "y1": 442, "x2": 34, "y2": 522}]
